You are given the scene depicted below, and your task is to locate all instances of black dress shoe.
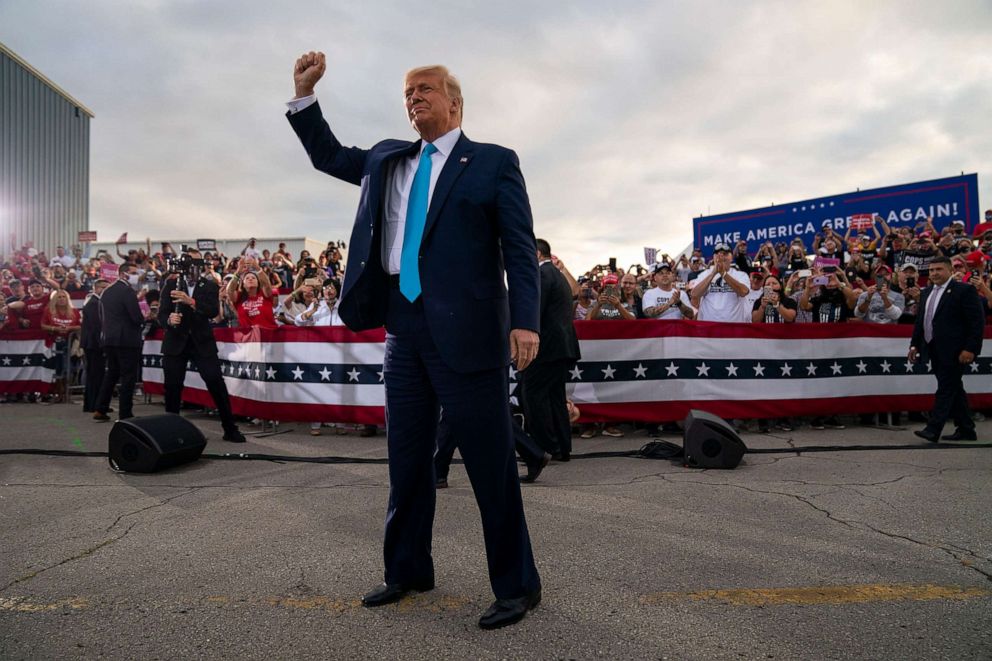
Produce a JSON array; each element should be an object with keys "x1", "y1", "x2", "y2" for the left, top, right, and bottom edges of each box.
[
  {"x1": 223, "y1": 429, "x2": 247, "y2": 443},
  {"x1": 941, "y1": 430, "x2": 978, "y2": 441},
  {"x1": 361, "y1": 579, "x2": 435, "y2": 607},
  {"x1": 478, "y1": 588, "x2": 541, "y2": 630},
  {"x1": 551, "y1": 452, "x2": 570, "y2": 462},
  {"x1": 913, "y1": 429, "x2": 939, "y2": 443},
  {"x1": 521, "y1": 453, "x2": 551, "y2": 483},
  {"x1": 92, "y1": 411, "x2": 111, "y2": 422},
  {"x1": 435, "y1": 478, "x2": 448, "y2": 489}
]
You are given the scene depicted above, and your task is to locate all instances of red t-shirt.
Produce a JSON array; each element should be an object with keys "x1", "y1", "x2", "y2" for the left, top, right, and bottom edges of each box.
[
  {"x1": 42, "y1": 307, "x2": 80, "y2": 334},
  {"x1": 236, "y1": 292, "x2": 277, "y2": 329},
  {"x1": 20, "y1": 295, "x2": 50, "y2": 329}
]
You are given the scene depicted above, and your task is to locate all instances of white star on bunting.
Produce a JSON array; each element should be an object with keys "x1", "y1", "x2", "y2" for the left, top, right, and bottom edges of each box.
[
  {"x1": 806, "y1": 363, "x2": 817, "y2": 376},
  {"x1": 570, "y1": 365, "x2": 583, "y2": 380},
  {"x1": 971, "y1": 362, "x2": 981, "y2": 373},
  {"x1": 508, "y1": 365, "x2": 517, "y2": 380},
  {"x1": 602, "y1": 365, "x2": 616, "y2": 379},
  {"x1": 291, "y1": 366, "x2": 304, "y2": 380},
  {"x1": 347, "y1": 368, "x2": 360, "y2": 382},
  {"x1": 696, "y1": 363, "x2": 710, "y2": 377},
  {"x1": 377, "y1": 371, "x2": 384, "y2": 382},
  {"x1": 2, "y1": 357, "x2": 10, "y2": 366},
  {"x1": 725, "y1": 363, "x2": 738, "y2": 377},
  {"x1": 903, "y1": 360, "x2": 915, "y2": 373},
  {"x1": 753, "y1": 363, "x2": 765, "y2": 377},
  {"x1": 780, "y1": 363, "x2": 793, "y2": 376},
  {"x1": 633, "y1": 364, "x2": 648, "y2": 378},
  {"x1": 855, "y1": 360, "x2": 868, "y2": 374},
  {"x1": 665, "y1": 362, "x2": 679, "y2": 377},
  {"x1": 880, "y1": 360, "x2": 892, "y2": 373},
  {"x1": 22, "y1": 356, "x2": 30, "y2": 365},
  {"x1": 830, "y1": 362, "x2": 843, "y2": 375},
  {"x1": 265, "y1": 367, "x2": 276, "y2": 380},
  {"x1": 318, "y1": 367, "x2": 332, "y2": 381}
]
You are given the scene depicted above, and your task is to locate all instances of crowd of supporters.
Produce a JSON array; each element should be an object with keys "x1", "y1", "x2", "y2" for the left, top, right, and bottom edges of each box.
[{"x1": 3, "y1": 210, "x2": 991, "y2": 428}]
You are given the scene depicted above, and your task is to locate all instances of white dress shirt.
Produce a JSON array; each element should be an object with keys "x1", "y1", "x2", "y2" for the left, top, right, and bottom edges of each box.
[{"x1": 286, "y1": 94, "x2": 462, "y2": 274}]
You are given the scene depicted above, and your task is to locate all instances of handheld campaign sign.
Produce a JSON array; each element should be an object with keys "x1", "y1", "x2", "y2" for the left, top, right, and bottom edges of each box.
[{"x1": 692, "y1": 173, "x2": 979, "y2": 257}]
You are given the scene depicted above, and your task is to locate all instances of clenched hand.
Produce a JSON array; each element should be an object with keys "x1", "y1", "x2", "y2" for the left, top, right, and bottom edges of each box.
[{"x1": 294, "y1": 51, "x2": 326, "y2": 98}]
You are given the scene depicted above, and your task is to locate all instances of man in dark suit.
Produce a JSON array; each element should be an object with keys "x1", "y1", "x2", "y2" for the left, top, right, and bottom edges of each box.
[
  {"x1": 94, "y1": 264, "x2": 143, "y2": 421},
  {"x1": 288, "y1": 52, "x2": 542, "y2": 629},
  {"x1": 158, "y1": 249, "x2": 245, "y2": 443},
  {"x1": 909, "y1": 256, "x2": 985, "y2": 442},
  {"x1": 519, "y1": 239, "x2": 581, "y2": 463},
  {"x1": 80, "y1": 279, "x2": 110, "y2": 412}
]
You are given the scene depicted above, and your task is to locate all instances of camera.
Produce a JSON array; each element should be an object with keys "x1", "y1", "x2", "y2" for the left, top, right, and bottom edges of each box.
[
  {"x1": 906, "y1": 276, "x2": 916, "y2": 288},
  {"x1": 165, "y1": 244, "x2": 204, "y2": 278}
]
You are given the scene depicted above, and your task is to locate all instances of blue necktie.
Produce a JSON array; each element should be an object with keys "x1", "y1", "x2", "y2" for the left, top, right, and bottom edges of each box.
[{"x1": 399, "y1": 143, "x2": 438, "y2": 302}]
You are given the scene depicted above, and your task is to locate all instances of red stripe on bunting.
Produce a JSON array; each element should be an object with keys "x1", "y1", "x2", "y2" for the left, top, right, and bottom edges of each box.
[
  {"x1": 0, "y1": 380, "x2": 53, "y2": 394},
  {"x1": 141, "y1": 382, "x2": 385, "y2": 424},
  {"x1": 575, "y1": 394, "x2": 992, "y2": 424}
]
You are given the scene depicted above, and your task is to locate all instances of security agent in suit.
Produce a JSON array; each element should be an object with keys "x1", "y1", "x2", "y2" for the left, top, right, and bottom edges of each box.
[
  {"x1": 519, "y1": 239, "x2": 581, "y2": 462},
  {"x1": 288, "y1": 53, "x2": 542, "y2": 629},
  {"x1": 93, "y1": 264, "x2": 143, "y2": 421},
  {"x1": 909, "y1": 256, "x2": 985, "y2": 442},
  {"x1": 158, "y1": 248, "x2": 245, "y2": 443},
  {"x1": 80, "y1": 279, "x2": 110, "y2": 413}
]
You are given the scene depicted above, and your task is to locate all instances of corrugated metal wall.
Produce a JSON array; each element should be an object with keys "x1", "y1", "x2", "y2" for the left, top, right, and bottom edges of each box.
[{"x1": 0, "y1": 44, "x2": 91, "y2": 258}]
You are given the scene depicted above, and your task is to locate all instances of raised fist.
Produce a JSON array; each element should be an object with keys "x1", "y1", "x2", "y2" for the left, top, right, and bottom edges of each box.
[{"x1": 294, "y1": 51, "x2": 326, "y2": 98}]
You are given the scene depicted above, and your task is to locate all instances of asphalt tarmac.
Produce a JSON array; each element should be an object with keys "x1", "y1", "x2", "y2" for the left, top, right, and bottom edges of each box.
[{"x1": 1, "y1": 399, "x2": 990, "y2": 660}]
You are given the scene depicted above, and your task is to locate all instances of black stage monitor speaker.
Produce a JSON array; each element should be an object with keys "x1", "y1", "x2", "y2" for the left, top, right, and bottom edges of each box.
[
  {"x1": 108, "y1": 414, "x2": 207, "y2": 473},
  {"x1": 683, "y1": 410, "x2": 747, "y2": 469}
]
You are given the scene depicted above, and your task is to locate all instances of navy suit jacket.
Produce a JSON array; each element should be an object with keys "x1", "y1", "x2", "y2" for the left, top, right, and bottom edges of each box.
[
  {"x1": 288, "y1": 101, "x2": 540, "y2": 373},
  {"x1": 911, "y1": 279, "x2": 984, "y2": 362},
  {"x1": 99, "y1": 280, "x2": 144, "y2": 348}
]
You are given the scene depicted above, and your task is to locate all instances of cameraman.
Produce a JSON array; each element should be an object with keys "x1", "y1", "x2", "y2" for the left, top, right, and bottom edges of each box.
[{"x1": 159, "y1": 247, "x2": 245, "y2": 443}]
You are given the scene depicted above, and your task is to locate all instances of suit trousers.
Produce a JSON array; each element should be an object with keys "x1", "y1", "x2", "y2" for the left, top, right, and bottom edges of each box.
[
  {"x1": 434, "y1": 406, "x2": 547, "y2": 480},
  {"x1": 162, "y1": 342, "x2": 238, "y2": 433},
  {"x1": 83, "y1": 348, "x2": 105, "y2": 412},
  {"x1": 383, "y1": 288, "x2": 540, "y2": 600},
  {"x1": 519, "y1": 358, "x2": 572, "y2": 456},
  {"x1": 925, "y1": 342, "x2": 975, "y2": 435},
  {"x1": 95, "y1": 346, "x2": 140, "y2": 419}
]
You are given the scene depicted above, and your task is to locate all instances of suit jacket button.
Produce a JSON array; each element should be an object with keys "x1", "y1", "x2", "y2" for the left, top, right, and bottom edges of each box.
[{"x1": 360, "y1": 261, "x2": 366, "y2": 267}]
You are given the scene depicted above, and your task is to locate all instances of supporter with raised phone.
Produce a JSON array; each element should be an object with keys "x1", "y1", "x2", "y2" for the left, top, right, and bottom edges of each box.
[
  {"x1": 228, "y1": 258, "x2": 277, "y2": 329},
  {"x1": 751, "y1": 275, "x2": 797, "y2": 324}
]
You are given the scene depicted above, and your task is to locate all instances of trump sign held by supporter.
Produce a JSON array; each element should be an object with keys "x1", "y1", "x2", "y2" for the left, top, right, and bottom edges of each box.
[{"x1": 693, "y1": 173, "x2": 979, "y2": 258}]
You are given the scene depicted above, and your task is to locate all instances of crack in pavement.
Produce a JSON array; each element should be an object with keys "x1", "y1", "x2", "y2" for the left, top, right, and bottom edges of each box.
[
  {"x1": 104, "y1": 488, "x2": 201, "y2": 533},
  {"x1": 0, "y1": 521, "x2": 139, "y2": 594},
  {"x1": 657, "y1": 476, "x2": 992, "y2": 583}
]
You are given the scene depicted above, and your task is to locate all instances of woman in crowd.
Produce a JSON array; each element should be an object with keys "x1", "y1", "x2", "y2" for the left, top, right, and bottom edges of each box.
[
  {"x1": 41, "y1": 289, "x2": 81, "y2": 403},
  {"x1": 585, "y1": 274, "x2": 640, "y2": 320},
  {"x1": 260, "y1": 260, "x2": 284, "y2": 290},
  {"x1": 227, "y1": 260, "x2": 277, "y2": 329},
  {"x1": 573, "y1": 281, "x2": 597, "y2": 320},
  {"x1": 293, "y1": 280, "x2": 342, "y2": 327},
  {"x1": 276, "y1": 283, "x2": 315, "y2": 325}
]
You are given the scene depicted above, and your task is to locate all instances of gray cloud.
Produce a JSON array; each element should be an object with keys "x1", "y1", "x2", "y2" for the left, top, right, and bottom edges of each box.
[{"x1": 1, "y1": 0, "x2": 989, "y2": 269}]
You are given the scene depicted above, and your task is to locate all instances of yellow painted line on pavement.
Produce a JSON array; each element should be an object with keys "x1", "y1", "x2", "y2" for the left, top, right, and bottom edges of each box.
[
  {"x1": 205, "y1": 592, "x2": 472, "y2": 614},
  {"x1": 641, "y1": 583, "x2": 992, "y2": 607},
  {"x1": 0, "y1": 596, "x2": 89, "y2": 612}
]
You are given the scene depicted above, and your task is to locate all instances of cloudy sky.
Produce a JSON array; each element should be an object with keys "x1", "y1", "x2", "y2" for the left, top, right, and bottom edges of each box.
[{"x1": 2, "y1": 0, "x2": 990, "y2": 270}]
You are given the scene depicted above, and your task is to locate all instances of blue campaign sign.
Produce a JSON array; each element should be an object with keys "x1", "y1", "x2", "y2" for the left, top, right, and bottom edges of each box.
[{"x1": 692, "y1": 173, "x2": 980, "y2": 257}]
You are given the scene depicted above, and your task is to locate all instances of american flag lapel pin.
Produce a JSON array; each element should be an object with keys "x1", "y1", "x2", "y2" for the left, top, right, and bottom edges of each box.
[{"x1": 460, "y1": 157, "x2": 468, "y2": 163}]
